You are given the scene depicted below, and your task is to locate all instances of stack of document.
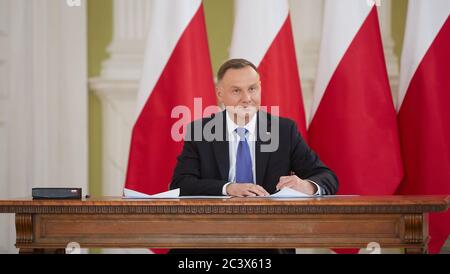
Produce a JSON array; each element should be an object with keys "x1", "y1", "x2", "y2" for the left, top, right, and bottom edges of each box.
[
  {"x1": 123, "y1": 187, "x2": 316, "y2": 199},
  {"x1": 268, "y1": 187, "x2": 314, "y2": 198}
]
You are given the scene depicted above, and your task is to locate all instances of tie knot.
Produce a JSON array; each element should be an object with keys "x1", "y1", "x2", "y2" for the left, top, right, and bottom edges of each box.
[{"x1": 235, "y1": 127, "x2": 248, "y2": 140}]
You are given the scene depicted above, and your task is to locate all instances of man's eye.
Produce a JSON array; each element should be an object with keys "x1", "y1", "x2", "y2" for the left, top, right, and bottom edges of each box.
[
  {"x1": 232, "y1": 89, "x2": 240, "y2": 94},
  {"x1": 249, "y1": 87, "x2": 256, "y2": 93}
]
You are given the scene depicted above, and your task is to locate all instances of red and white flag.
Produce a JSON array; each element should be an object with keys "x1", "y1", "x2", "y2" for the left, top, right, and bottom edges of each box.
[
  {"x1": 308, "y1": 1, "x2": 403, "y2": 195},
  {"x1": 396, "y1": 0, "x2": 450, "y2": 253},
  {"x1": 229, "y1": 0, "x2": 307, "y2": 139},
  {"x1": 124, "y1": 0, "x2": 216, "y2": 196}
]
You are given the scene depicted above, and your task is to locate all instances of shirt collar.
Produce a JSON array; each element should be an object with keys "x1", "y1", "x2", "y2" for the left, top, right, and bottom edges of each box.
[{"x1": 226, "y1": 110, "x2": 257, "y2": 139}]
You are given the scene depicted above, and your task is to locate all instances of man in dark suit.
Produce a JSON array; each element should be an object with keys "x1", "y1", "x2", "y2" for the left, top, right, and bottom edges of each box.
[
  {"x1": 170, "y1": 58, "x2": 338, "y2": 197},
  {"x1": 168, "y1": 59, "x2": 338, "y2": 254}
]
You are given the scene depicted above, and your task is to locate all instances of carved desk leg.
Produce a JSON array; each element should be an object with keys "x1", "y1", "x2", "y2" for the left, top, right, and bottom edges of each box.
[
  {"x1": 15, "y1": 214, "x2": 66, "y2": 254},
  {"x1": 405, "y1": 247, "x2": 428, "y2": 254},
  {"x1": 18, "y1": 248, "x2": 35, "y2": 254},
  {"x1": 16, "y1": 214, "x2": 33, "y2": 254},
  {"x1": 403, "y1": 214, "x2": 428, "y2": 254},
  {"x1": 19, "y1": 248, "x2": 66, "y2": 254}
]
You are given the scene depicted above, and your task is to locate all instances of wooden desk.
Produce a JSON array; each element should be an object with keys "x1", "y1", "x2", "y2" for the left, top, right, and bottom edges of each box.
[{"x1": 0, "y1": 196, "x2": 448, "y2": 254}]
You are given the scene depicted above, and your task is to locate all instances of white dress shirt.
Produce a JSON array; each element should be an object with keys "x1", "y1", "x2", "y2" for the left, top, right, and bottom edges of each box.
[
  {"x1": 221, "y1": 110, "x2": 322, "y2": 196},
  {"x1": 226, "y1": 111, "x2": 257, "y2": 184}
]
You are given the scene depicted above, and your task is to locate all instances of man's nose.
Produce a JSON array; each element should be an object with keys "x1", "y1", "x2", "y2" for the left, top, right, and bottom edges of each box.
[{"x1": 241, "y1": 91, "x2": 252, "y2": 102}]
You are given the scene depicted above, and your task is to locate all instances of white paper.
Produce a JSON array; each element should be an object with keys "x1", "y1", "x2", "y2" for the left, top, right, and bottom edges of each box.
[
  {"x1": 268, "y1": 187, "x2": 314, "y2": 198},
  {"x1": 123, "y1": 188, "x2": 180, "y2": 199},
  {"x1": 123, "y1": 187, "x2": 319, "y2": 199},
  {"x1": 123, "y1": 188, "x2": 230, "y2": 199},
  {"x1": 177, "y1": 196, "x2": 231, "y2": 199}
]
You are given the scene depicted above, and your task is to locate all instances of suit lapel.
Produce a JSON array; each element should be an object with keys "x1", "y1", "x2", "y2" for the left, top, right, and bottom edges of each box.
[
  {"x1": 256, "y1": 111, "x2": 271, "y2": 185},
  {"x1": 212, "y1": 111, "x2": 229, "y2": 181}
]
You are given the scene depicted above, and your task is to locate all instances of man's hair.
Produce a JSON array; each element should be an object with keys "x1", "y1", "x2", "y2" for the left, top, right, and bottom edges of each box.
[{"x1": 217, "y1": 58, "x2": 258, "y2": 82}]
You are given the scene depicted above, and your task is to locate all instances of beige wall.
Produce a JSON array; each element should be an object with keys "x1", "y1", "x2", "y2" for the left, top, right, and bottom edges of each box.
[
  {"x1": 392, "y1": 0, "x2": 408, "y2": 58},
  {"x1": 203, "y1": 0, "x2": 234, "y2": 75},
  {"x1": 88, "y1": 0, "x2": 113, "y2": 197}
]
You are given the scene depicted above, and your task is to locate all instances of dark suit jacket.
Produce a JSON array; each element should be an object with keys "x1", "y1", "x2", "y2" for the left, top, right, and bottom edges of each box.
[{"x1": 170, "y1": 110, "x2": 338, "y2": 196}]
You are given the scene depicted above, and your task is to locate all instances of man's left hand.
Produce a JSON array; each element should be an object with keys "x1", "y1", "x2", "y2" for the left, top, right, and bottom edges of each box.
[{"x1": 276, "y1": 175, "x2": 317, "y2": 195}]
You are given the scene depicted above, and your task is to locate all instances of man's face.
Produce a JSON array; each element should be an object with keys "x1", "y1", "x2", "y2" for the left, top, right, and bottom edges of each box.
[{"x1": 216, "y1": 66, "x2": 261, "y2": 123}]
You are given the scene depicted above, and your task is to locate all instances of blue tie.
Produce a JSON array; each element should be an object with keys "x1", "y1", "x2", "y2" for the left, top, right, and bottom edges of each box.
[{"x1": 235, "y1": 127, "x2": 254, "y2": 183}]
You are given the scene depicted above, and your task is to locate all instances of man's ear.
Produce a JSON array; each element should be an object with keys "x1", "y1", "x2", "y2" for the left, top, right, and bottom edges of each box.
[{"x1": 215, "y1": 86, "x2": 222, "y2": 99}]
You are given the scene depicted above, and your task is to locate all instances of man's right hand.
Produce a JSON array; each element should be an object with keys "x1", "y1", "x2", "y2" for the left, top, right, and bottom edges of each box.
[{"x1": 226, "y1": 183, "x2": 269, "y2": 197}]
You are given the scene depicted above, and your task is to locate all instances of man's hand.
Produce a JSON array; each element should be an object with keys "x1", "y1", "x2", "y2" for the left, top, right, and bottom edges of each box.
[
  {"x1": 276, "y1": 175, "x2": 317, "y2": 195},
  {"x1": 226, "y1": 183, "x2": 269, "y2": 197}
]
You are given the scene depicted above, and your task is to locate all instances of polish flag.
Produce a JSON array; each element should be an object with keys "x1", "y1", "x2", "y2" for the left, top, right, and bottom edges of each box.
[
  {"x1": 229, "y1": 0, "x2": 307, "y2": 139},
  {"x1": 396, "y1": 0, "x2": 450, "y2": 253},
  {"x1": 308, "y1": 1, "x2": 403, "y2": 196},
  {"x1": 124, "y1": 1, "x2": 216, "y2": 198}
]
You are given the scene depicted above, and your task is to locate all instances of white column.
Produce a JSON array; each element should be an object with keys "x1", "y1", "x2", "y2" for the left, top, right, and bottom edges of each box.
[
  {"x1": 0, "y1": 0, "x2": 88, "y2": 253},
  {"x1": 89, "y1": 80, "x2": 137, "y2": 197},
  {"x1": 90, "y1": 0, "x2": 151, "y2": 197},
  {"x1": 100, "y1": 0, "x2": 151, "y2": 80}
]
